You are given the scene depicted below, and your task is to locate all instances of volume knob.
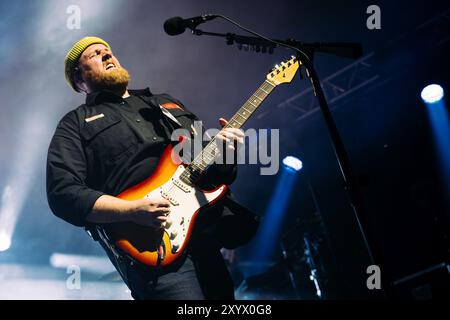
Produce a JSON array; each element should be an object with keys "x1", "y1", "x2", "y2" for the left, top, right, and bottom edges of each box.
[{"x1": 169, "y1": 230, "x2": 178, "y2": 240}]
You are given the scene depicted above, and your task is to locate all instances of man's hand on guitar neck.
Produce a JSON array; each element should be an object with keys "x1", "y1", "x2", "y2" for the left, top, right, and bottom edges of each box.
[
  {"x1": 195, "y1": 118, "x2": 243, "y2": 187},
  {"x1": 87, "y1": 194, "x2": 171, "y2": 228},
  {"x1": 216, "y1": 118, "x2": 244, "y2": 153}
]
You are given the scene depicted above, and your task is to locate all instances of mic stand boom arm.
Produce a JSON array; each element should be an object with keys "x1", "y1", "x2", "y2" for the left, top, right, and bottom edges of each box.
[{"x1": 192, "y1": 28, "x2": 362, "y2": 59}]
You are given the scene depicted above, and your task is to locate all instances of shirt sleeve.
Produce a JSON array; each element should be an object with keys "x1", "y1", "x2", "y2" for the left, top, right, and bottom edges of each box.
[{"x1": 46, "y1": 111, "x2": 105, "y2": 227}]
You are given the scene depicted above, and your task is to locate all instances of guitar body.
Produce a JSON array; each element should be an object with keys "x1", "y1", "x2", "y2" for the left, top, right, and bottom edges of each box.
[{"x1": 102, "y1": 142, "x2": 228, "y2": 269}]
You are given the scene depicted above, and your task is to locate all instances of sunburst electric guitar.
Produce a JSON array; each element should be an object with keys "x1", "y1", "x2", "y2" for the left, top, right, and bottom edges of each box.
[{"x1": 100, "y1": 57, "x2": 300, "y2": 269}]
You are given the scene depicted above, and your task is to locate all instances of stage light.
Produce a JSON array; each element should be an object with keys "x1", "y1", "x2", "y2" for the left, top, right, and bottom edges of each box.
[
  {"x1": 421, "y1": 84, "x2": 444, "y2": 104},
  {"x1": 422, "y1": 83, "x2": 450, "y2": 211},
  {"x1": 0, "y1": 0, "x2": 124, "y2": 259},
  {"x1": 249, "y1": 156, "x2": 304, "y2": 275},
  {"x1": 0, "y1": 232, "x2": 11, "y2": 252},
  {"x1": 0, "y1": 185, "x2": 17, "y2": 253},
  {"x1": 283, "y1": 156, "x2": 303, "y2": 172}
]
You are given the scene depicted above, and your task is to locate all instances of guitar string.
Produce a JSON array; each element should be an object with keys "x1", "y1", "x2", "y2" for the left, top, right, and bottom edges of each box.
[
  {"x1": 162, "y1": 80, "x2": 276, "y2": 207},
  {"x1": 183, "y1": 80, "x2": 275, "y2": 176},
  {"x1": 159, "y1": 81, "x2": 275, "y2": 230},
  {"x1": 182, "y1": 81, "x2": 274, "y2": 183},
  {"x1": 162, "y1": 80, "x2": 275, "y2": 205}
]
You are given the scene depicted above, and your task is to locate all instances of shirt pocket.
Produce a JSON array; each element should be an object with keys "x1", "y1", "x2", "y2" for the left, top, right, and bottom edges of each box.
[
  {"x1": 165, "y1": 108, "x2": 199, "y2": 132},
  {"x1": 80, "y1": 114, "x2": 137, "y2": 164}
]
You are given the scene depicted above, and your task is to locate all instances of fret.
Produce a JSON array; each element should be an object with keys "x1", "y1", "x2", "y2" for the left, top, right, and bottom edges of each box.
[
  {"x1": 247, "y1": 100, "x2": 258, "y2": 108},
  {"x1": 201, "y1": 152, "x2": 214, "y2": 162},
  {"x1": 202, "y1": 154, "x2": 214, "y2": 164},
  {"x1": 255, "y1": 89, "x2": 267, "y2": 97},
  {"x1": 241, "y1": 106, "x2": 254, "y2": 117},
  {"x1": 200, "y1": 148, "x2": 216, "y2": 162},
  {"x1": 259, "y1": 87, "x2": 269, "y2": 94},
  {"x1": 234, "y1": 113, "x2": 247, "y2": 122},
  {"x1": 249, "y1": 96, "x2": 261, "y2": 104},
  {"x1": 251, "y1": 94, "x2": 263, "y2": 101},
  {"x1": 264, "y1": 80, "x2": 275, "y2": 88},
  {"x1": 195, "y1": 155, "x2": 208, "y2": 164},
  {"x1": 230, "y1": 118, "x2": 243, "y2": 126},
  {"x1": 245, "y1": 101, "x2": 257, "y2": 110},
  {"x1": 241, "y1": 106, "x2": 252, "y2": 114},
  {"x1": 206, "y1": 145, "x2": 219, "y2": 156},
  {"x1": 196, "y1": 163, "x2": 206, "y2": 170}
]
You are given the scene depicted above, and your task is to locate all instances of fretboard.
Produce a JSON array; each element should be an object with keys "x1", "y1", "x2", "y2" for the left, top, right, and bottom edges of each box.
[{"x1": 179, "y1": 79, "x2": 276, "y2": 184}]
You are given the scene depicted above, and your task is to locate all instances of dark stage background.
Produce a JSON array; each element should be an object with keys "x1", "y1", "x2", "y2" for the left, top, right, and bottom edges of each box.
[{"x1": 0, "y1": 0, "x2": 448, "y2": 299}]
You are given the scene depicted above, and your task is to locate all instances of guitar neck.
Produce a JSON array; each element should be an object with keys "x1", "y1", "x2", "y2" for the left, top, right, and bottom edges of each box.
[
  {"x1": 180, "y1": 80, "x2": 276, "y2": 184},
  {"x1": 222, "y1": 79, "x2": 276, "y2": 130}
]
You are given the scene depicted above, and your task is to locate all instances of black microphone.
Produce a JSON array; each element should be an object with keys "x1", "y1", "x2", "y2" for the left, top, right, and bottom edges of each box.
[{"x1": 164, "y1": 14, "x2": 218, "y2": 36}]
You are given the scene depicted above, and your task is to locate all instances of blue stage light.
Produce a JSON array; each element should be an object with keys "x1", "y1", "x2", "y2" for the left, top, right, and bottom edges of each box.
[
  {"x1": 421, "y1": 84, "x2": 444, "y2": 104},
  {"x1": 248, "y1": 156, "x2": 304, "y2": 275},
  {"x1": 283, "y1": 156, "x2": 303, "y2": 172}
]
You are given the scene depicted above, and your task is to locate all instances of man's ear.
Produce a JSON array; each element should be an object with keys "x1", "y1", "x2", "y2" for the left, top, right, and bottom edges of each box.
[{"x1": 73, "y1": 67, "x2": 87, "y2": 93}]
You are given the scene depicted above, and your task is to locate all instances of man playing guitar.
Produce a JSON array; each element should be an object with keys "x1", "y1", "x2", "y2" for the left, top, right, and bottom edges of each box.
[{"x1": 47, "y1": 36, "x2": 260, "y2": 299}]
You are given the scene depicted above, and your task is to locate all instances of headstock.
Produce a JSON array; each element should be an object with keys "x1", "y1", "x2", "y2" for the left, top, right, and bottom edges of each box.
[{"x1": 266, "y1": 56, "x2": 300, "y2": 86}]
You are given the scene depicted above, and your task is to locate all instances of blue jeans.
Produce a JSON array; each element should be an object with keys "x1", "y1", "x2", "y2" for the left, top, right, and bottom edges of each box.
[{"x1": 127, "y1": 255, "x2": 205, "y2": 300}]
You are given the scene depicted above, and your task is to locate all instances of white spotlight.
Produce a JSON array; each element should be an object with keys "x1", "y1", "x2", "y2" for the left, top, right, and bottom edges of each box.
[
  {"x1": 421, "y1": 84, "x2": 444, "y2": 104},
  {"x1": 0, "y1": 232, "x2": 11, "y2": 252},
  {"x1": 283, "y1": 156, "x2": 303, "y2": 172}
]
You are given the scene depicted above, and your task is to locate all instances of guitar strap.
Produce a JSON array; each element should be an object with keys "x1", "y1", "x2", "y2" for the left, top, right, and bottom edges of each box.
[{"x1": 91, "y1": 225, "x2": 131, "y2": 285}]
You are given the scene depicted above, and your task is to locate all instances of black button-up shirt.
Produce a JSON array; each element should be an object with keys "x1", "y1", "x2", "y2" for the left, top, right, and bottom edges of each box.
[
  {"x1": 46, "y1": 88, "x2": 236, "y2": 227},
  {"x1": 46, "y1": 87, "x2": 260, "y2": 299}
]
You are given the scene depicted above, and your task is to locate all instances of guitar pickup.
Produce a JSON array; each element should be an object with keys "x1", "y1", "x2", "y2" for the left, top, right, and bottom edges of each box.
[{"x1": 172, "y1": 178, "x2": 191, "y2": 193}]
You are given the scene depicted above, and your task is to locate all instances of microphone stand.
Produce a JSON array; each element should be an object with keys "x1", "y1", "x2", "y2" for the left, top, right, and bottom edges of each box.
[
  {"x1": 192, "y1": 29, "x2": 362, "y2": 59},
  {"x1": 192, "y1": 28, "x2": 387, "y2": 296}
]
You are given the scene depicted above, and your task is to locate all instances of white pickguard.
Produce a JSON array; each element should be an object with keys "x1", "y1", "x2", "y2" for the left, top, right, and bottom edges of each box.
[{"x1": 145, "y1": 166, "x2": 226, "y2": 254}]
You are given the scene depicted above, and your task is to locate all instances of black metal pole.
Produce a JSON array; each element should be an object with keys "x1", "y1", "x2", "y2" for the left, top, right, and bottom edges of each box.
[{"x1": 298, "y1": 56, "x2": 387, "y2": 290}]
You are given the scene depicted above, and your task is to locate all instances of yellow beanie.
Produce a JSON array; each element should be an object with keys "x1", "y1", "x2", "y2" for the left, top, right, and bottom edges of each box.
[{"x1": 64, "y1": 36, "x2": 110, "y2": 92}]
